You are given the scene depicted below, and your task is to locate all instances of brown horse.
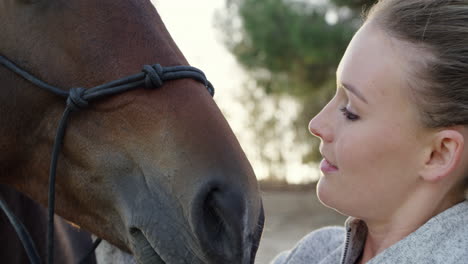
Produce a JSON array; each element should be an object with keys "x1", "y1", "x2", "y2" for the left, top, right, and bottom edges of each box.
[{"x1": 0, "y1": 0, "x2": 264, "y2": 263}]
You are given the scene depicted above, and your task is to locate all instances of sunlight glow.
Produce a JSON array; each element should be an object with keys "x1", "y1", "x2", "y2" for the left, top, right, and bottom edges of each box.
[{"x1": 154, "y1": 0, "x2": 320, "y2": 184}]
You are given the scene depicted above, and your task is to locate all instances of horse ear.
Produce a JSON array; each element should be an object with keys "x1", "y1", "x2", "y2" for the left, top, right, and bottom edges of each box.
[{"x1": 419, "y1": 129, "x2": 465, "y2": 183}]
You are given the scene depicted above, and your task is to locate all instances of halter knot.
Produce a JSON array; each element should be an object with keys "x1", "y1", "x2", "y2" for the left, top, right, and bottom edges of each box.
[
  {"x1": 143, "y1": 64, "x2": 164, "y2": 88},
  {"x1": 67, "y1": 87, "x2": 88, "y2": 111}
]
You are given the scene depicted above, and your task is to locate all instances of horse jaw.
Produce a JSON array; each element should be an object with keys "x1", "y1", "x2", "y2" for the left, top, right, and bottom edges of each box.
[{"x1": 129, "y1": 228, "x2": 165, "y2": 264}]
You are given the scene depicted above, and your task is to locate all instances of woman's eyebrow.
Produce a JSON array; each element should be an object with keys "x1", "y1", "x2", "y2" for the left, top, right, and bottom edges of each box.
[{"x1": 339, "y1": 83, "x2": 368, "y2": 104}]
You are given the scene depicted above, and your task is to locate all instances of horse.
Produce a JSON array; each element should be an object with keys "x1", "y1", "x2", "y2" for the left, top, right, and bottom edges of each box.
[
  {"x1": 0, "y1": 0, "x2": 264, "y2": 263},
  {"x1": 0, "y1": 184, "x2": 100, "y2": 263}
]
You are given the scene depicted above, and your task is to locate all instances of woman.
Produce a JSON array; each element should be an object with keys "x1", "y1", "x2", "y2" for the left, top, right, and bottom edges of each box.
[{"x1": 273, "y1": 1, "x2": 468, "y2": 263}]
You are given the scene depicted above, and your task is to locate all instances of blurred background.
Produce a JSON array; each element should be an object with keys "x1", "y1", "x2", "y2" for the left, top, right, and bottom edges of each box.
[{"x1": 154, "y1": 0, "x2": 375, "y2": 263}]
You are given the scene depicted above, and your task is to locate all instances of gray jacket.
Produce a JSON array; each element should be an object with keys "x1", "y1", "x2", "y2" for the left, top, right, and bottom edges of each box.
[{"x1": 272, "y1": 200, "x2": 468, "y2": 264}]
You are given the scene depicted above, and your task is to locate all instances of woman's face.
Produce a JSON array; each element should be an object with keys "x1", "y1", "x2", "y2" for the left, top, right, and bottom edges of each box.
[{"x1": 309, "y1": 23, "x2": 433, "y2": 220}]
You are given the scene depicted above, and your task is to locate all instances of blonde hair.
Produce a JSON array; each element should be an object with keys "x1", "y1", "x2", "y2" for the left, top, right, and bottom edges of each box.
[{"x1": 366, "y1": 0, "x2": 468, "y2": 128}]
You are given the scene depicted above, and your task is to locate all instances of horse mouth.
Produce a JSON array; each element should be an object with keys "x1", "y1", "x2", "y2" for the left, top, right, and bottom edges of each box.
[{"x1": 129, "y1": 228, "x2": 166, "y2": 264}]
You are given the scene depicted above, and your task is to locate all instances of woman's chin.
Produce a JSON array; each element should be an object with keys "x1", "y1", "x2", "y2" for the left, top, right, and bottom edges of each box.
[
  {"x1": 316, "y1": 178, "x2": 334, "y2": 207},
  {"x1": 316, "y1": 178, "x2": 349, "y2": 216},
  {"x1": 316, "y1": 177, "x2": 359, "y2": 219}
]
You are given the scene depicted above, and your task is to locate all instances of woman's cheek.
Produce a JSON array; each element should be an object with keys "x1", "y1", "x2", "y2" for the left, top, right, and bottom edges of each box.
[
  {"x1": 336, "y1": 136, "x2": 361, "y2": 167},
  {"x1": 336, "y1": 131, "x2": 383, "y2": 174}
]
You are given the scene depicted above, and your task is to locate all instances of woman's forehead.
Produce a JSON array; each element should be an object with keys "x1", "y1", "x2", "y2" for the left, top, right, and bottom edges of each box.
[{"x1": 337, "y1": 23, "x2": 415, "y2": 104}]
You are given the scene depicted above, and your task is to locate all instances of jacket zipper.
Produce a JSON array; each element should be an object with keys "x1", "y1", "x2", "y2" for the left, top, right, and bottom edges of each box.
[{"x1": 341, "y1": 227, "x2": 352, "y2": 264}]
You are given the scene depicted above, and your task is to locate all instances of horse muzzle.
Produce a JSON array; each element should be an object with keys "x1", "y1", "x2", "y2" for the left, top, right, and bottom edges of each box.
[{"x1": 125, "y1": 180, "x2": 264, "y2": 264}]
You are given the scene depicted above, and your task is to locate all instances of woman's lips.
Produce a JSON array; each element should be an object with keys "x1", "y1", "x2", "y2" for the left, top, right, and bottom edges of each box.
[{"x1": 320, "y1": 159, "x2": 338, "y2": 173}]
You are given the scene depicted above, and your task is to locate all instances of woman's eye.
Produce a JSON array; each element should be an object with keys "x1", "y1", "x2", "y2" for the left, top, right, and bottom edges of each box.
[{"x1": 340, "y1": 107, "x2": 360, "y2": 121}]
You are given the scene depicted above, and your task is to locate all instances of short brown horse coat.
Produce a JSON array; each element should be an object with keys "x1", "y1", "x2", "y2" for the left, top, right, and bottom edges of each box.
[{"x1": 0, "y1": 0, "x2": 264, "y2": 263}]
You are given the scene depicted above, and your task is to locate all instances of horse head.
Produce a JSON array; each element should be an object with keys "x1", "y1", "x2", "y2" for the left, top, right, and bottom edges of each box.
[{"x1": 0, "y1": 0, "x2": 264, "y2": 263}]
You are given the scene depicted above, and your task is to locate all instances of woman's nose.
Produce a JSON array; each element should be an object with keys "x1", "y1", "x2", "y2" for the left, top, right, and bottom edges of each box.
[
  {"x1": 309, "y1": 118, "x2": 321, "y2": 138},
  {"x1": 308, "y1": 111, "x2": 333, "y2": 142}
]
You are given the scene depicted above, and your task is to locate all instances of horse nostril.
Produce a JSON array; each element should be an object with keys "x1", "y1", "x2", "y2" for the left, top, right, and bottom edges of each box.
[{"x1": 191, "y1": 183, "x2": 246, "y2": 263}]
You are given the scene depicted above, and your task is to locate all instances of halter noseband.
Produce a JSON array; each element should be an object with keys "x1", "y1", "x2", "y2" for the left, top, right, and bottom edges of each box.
[{"x1": 0, "y1": 54, "x2": 215, "y2": 264}]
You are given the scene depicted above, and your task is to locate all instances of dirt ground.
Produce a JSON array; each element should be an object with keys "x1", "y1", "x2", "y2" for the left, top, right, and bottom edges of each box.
[{"x1": 255, "y1": 188, "x2": 347, "y2": 264}]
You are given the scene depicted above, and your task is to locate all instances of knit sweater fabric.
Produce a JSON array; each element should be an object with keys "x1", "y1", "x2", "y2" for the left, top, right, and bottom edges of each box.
[{"x1": 271, "y1": 200, "x2": 468, "y2": 264}]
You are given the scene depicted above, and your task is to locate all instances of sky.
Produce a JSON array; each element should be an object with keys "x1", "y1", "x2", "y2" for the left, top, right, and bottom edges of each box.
[{"x1": 153, "y1": 0, "x2": 320, "y2": 184}]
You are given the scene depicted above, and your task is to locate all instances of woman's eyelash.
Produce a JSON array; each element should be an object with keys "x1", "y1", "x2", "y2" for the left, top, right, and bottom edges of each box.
[{"x1": 340, "y1": 107, "x2": 360, "y2": 121}]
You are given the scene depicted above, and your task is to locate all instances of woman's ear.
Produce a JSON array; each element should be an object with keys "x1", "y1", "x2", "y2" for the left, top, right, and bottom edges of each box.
[{"x1": 420, "y1": 129, "x2": 465, "y2": 182}]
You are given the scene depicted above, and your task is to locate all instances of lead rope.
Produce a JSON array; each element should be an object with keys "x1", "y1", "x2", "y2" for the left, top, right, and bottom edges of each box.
[
  {"x1": 0, "y1": 195, "x2": 41, "y2": 264},
  {"x1": 0, "y1": 55, "x2": 214, "y2": 264}
]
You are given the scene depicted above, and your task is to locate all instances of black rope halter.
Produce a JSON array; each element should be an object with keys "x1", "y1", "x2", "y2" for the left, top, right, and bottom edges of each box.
[{"x1": 0, "y1": 54, "x2": 215, "y2": 264}]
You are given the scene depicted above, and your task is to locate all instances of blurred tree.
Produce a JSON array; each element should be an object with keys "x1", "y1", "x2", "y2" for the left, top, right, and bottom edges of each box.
[{"x1": 218, "y1": 0, "x2": 377, "y2": 180}]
